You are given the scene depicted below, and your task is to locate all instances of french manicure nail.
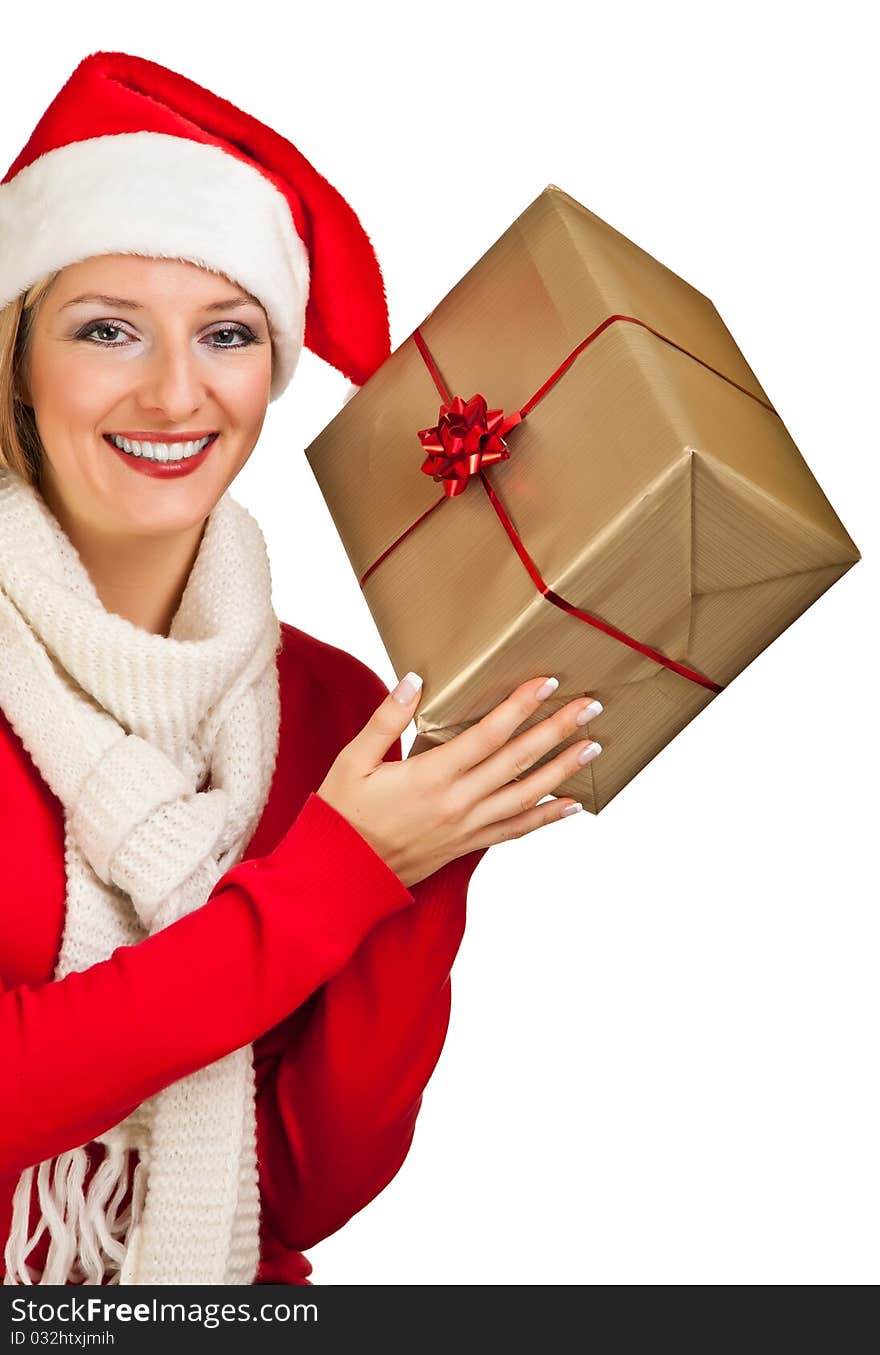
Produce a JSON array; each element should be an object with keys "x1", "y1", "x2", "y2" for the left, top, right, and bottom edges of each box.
[
  {"x1": 577, "y1": 740, "x2": 602, "y2": 765},
  {"x1": 393, "y1": 671, "x2": 423, "y2": 703},
  {"x1": 576, "y1": 699, "x2": 603, "y2": 725},
  {"x1": 535, "y1": 676, "x2": 559, "y2": 701}
]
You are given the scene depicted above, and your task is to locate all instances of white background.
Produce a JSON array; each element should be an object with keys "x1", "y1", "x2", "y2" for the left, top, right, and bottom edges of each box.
[{"x1": 3, "y1": 0, "x2": 876, "y2": 1285}]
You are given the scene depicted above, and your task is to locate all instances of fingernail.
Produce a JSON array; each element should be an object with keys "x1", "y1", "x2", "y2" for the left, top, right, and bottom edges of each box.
[
  {"x1": 577, "y1": 740, "x2": 602, "y2": 765},
  {"x1": 535, "y1": 676, "x2": 559, "y2": 701},
  {"x1": 393, "y1": 671, "x2": 423, "y2": 704},
  {"x1": 576, "y1": 699, "x2": 603, "y2": 725},
  {"x1": 561, "y1": 802, "x2": 583, "y2": 817}
]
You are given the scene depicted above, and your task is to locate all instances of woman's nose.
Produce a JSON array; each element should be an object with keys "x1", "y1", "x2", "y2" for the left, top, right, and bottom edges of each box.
[{"x1": 137, "y1": 344, "x2": 207, "y2": 417}]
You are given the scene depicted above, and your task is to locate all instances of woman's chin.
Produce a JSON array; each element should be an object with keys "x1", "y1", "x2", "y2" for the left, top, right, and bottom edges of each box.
[
  {"x1": 95, "y1": 484, "x2": 217, "y2": 539},
  {"x1": 124, "y1": 503, "x2": 213, "y2": 537}
]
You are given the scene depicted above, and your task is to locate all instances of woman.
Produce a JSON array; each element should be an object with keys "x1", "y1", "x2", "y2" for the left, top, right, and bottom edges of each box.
[{"x1": 0, "y1": 52, "x2": 603, "y2": 1286}]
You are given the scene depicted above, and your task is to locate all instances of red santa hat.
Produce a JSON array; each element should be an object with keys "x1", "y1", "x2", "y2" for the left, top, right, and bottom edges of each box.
[{"x1": 0, "y1": 50, "x2": 391, "y2": 399}]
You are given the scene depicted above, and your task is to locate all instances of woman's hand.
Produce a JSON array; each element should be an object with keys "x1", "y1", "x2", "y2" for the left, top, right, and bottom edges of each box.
[{"x1": 315, "y1": 672, "x2": 603, "y2": 889}]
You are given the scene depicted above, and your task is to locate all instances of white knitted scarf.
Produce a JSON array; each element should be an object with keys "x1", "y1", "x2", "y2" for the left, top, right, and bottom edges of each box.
[{"x1": 0, "y1": 465, "x2": 282, "y2": 1285}]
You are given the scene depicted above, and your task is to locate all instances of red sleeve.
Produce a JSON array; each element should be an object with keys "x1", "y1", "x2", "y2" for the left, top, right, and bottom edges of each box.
[
  {"x1": 255, "y1": 740, "x2": 488, "y2": 1252},
  {"x1": 0, "y1": 792, "x2": 415, "y2": 1180}
]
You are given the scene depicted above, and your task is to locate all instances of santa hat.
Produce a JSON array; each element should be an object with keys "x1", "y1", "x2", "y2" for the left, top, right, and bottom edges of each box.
[{"x1": 0, "y1": 50, "x2": 391, "y2": 399}]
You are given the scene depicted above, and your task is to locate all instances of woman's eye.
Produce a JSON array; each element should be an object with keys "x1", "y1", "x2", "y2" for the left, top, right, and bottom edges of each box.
[
  {"x1": 206, "y1": 325, "x2": 255, "y2": 348},
  {"x1": 78, "y1": 322, "x2": 130, "y2": 345}
]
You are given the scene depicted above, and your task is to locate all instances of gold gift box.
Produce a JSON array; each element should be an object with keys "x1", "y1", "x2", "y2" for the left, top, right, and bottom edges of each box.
[{"x1": 304, "y1": 184, "x2": 861, "y2": 814}]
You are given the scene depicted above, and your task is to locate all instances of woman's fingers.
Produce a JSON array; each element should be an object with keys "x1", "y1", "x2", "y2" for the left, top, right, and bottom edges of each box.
[
  {"x1": 462, "y1": 789, "x2": 585, "y2": 851},
  {"x1": 343, "y1": 668, "x2": 601, "y2": 850},
  {"x1": 466, "y1": 722, "x2": 602, "y2": 834},
  {"x1": 429, "y1": 675, "x2": 601, "y2": 782},
  {"x1": 456, "y1": 688, "x2": 603, "y2": 808},
  {"x1": 343, "y1": 670, "x2": 424, "y2": 774}
]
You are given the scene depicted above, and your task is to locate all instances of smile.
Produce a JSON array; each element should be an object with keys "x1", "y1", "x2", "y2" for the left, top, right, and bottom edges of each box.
[{"x1": 105, "y1": 433, "x2": 218, "y2": 462}]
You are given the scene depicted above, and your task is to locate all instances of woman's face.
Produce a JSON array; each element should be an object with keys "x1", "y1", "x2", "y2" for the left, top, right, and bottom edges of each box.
[{"x1": 19, "y1": 254, "x2": 273, "y2": 540}]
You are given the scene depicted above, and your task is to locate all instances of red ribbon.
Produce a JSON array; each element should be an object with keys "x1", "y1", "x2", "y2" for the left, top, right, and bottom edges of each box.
[{"x1": 361, "y1": 315, "x2": 779, "y2": 695}]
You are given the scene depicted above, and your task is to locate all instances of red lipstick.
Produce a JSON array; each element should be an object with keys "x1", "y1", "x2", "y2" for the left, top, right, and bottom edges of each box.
[{"x1": 103, "y1": 433, "x2": 218, "y2": 479}]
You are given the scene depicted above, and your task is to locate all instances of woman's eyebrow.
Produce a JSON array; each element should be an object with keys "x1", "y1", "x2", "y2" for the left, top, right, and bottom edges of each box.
[{"x1": 60, "y1": 293, "x2": 261, "y2": 312}]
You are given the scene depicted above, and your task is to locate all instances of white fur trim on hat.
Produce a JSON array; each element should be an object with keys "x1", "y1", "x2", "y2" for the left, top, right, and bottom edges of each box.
[{"x1": 0, "y1": 131, "x2": 310, "y2": 401}]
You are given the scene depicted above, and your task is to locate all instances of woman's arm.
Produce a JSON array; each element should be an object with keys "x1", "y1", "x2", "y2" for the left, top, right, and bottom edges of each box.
[
  {"x1": 0, "y1": 791, "x2": 416, "y2": 1180},
  {"x1": 254, "y1": 712, "x2": 489, "y2": 1253}
]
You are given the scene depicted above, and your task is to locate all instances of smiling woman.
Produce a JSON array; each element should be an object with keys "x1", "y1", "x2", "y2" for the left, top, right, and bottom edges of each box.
[
  {"x1": 0, "y1": 48, "x2": 494, "y2": 1290},
  {"x1": 0, "y1": 45, "x2": 599, "y2": 1293},
  {"x1": 9, "y1": 254, "x2": 275, "y2": 637}
]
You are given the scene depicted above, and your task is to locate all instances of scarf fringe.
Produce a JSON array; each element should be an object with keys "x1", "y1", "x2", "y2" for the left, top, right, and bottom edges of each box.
[{"x1": 2, "y1": 1137, "x2": 150, "y2": 1285}]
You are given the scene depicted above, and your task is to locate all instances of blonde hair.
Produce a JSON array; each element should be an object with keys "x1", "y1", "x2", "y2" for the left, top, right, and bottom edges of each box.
[{"x1": 0, "y1": 272, "x2": 60, "y2": 487}]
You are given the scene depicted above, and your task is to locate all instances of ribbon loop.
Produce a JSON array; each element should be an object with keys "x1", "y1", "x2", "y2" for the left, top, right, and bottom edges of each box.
[{"x1": 418, "y1": 392, "x2": 522, "y2": 498}]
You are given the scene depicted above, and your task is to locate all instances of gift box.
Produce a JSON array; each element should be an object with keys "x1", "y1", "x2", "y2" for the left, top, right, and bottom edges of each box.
[{"x1": 304, "y1": 184, "x2": 861, "y2": 814}]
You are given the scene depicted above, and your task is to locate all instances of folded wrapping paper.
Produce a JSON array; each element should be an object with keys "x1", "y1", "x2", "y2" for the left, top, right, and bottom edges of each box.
[{"x1": 304, "y1": 184, "x2": 861, "y2": 813}]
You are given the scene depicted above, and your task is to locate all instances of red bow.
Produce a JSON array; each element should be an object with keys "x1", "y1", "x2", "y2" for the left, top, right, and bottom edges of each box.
[{"x1": 417, "y1": 393, "x2": 522, "y2": 498}]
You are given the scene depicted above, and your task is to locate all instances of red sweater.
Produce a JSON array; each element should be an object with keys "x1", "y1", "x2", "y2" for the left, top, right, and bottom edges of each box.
[{"x1": 0, "y1": 620, "x2": 485, "y2": 1285}]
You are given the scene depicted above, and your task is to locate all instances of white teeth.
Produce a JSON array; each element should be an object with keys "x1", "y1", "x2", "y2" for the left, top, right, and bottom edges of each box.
[{"x1": 109, "y1": 434, "x2": 213, "y2": 461}]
